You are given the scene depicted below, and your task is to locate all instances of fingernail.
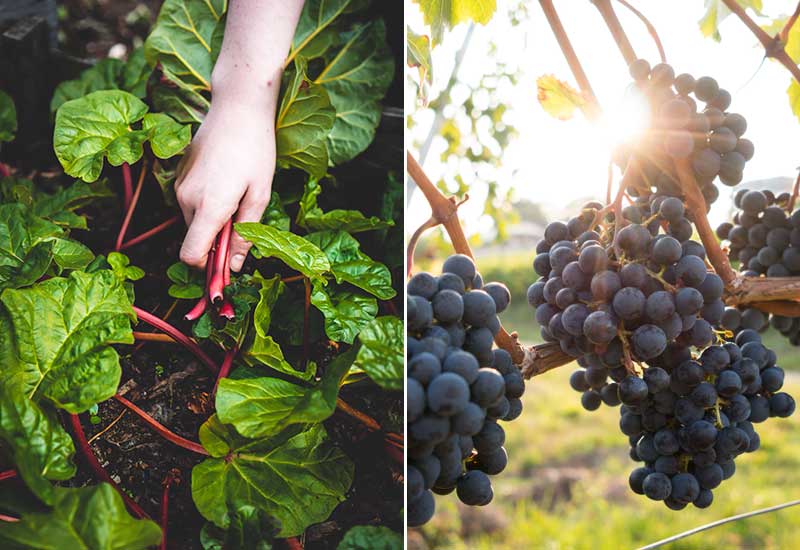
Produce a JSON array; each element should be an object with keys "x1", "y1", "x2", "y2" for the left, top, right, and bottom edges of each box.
[{"x1": 231, "y1": 254, "x2": 245, "y2": 272}]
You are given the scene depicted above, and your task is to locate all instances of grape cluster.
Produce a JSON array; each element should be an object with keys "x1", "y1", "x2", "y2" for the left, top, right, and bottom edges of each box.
[
  {"x1": 716, "y1": 188, "x2": 800, "y2": 343},
  {"x1": 407, "y1": 254, "x2": 523, "y2": 527},
  {"x1": 619, "y1": 60, "x2": 753, "y2": 207}
]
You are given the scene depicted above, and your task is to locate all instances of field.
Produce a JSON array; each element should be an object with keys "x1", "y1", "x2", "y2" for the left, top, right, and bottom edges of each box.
[{"x1": 411, "y1": 251, "x2": 800, "y2": 550}]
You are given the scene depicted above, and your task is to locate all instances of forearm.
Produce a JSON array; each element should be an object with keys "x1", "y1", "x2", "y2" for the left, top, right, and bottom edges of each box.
[{"x1": 211, "y1": 0, "x2": 305, "y2": 111}]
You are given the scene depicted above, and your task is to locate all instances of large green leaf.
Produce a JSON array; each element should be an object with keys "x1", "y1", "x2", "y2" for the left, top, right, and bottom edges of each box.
[
  {"x1": 0, "y1": 384, "x2": 76, "y2": 505},
  {"x1": 313, "y1": 20, "x2": 393, "y2": 164},
  {"x1": 31, "y1": 180, "x2": 114, "y2": 229},
  {"x1": 50, "y1": 238, "x2": 94, "y2": 271},
  {"x1": 192, "y1": 419, "x2": 353, "y2": 537},
  {"x1": 234, "y1": 222, "x2": 330, "y2": 283},
  {"x1": 50, "y1": 58, "x2": 125, "y2": 114},
  {"x1": 142, "y1": 113, "x2": 192, "y2": 158},
  {"x1": 0, "y1": 270, "x2": 134, "y2": 413},
  {"x1": 413, "y1": 0, "x2": 497, "y2": 44},
  {"x1": 288, "y1": 0, "x2": 369, "y2": 64},
  {"x1": 337, "y1": 525, "x2": 403, "y2": 550},
  {"x1": 698, "y1": 0, "x2": 763, "y2": 41},
  {"x1": 353, "y1": 316, "x2": 403, "y2": 390},
  {"x1": 200, "y1": 505, "x2": 279, "y2": 550},
  {"x1": 240, "y1": 333, "x2": 306, "y2": 380},
  {"x1": 0, "y1": 483, "x2": 162, "y2": 549},
  {"x1": 276, "y1": 59, "x2": 335, "y2": 178},
  {"x1": 0, "y1": 90, "x2": 17, "y2": 142},
  {"x1": 310, "y1": 282, "x2": 377, "y2": 344},
  {"x1": 261, "y1": 192, "x2": 291, "y2": 231},
  {"x1": 0, "y1": 242, "x2": 53, "y2": 293},
  {"x1": 253, "y1": 274, "x2": 285, "y2": 338},
  {"x1": 297, "y1": 178, "x2": 393, "y2": 234},
  {"x1": 305, "y1": 230, "x2": 395, "y2": 300},
  {"x1": 217, "y1": 345, "x2": 357, "y2": 439}
]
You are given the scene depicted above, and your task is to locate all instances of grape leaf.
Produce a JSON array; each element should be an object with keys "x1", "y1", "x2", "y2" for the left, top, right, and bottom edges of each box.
[
  {"x1": 0, "y1": 90, "x2": 17, "y2": 143},
  {"x1": 310, "y1": 282, "x2": 377, "y2": 344},
  {"x1": 305, "y1": 230, "x2": 396, "y2": 300},
  {"x1": 337, "y1": 525, "x2": 403, "y2": 550},
  {"x1": 789, "y1": 79, "x2": 800, "y2": 122},
  {"x1": 407, "y1": 27, "x2": 433, "y2": 100},
  {"x1": 234, "y1": 222, "x2": 330, "y2": 283},
  {"x1": 0, "y1": 483, "x2": 162, "y2": 549},
  {"x1": 536, "y1": 75, "x2": 585, "y2": 121},
  {"x1": 353, "y1": 316, "x2": 403, "y2": 390},
  {"x1": 413, "y1": 0, "x2": 497, "y2": 44},
  {"x1": 698, "y1": 0, "x2": 763, "y2": 41},
  {"x1": 192, "y1": 418, "x2": 353, "y2": 537},
  {"x1": 217, "y1": 345, "x2": 357, "y2": 438}
]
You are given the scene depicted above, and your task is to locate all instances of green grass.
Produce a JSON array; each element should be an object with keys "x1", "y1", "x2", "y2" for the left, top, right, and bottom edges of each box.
[{"x1": 413, "y1": 369, "x2": 800, "y2": 550}]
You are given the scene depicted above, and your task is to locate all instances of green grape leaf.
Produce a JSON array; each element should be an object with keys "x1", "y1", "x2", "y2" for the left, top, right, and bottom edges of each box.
[
  {"x1": 234, "y1": 222, "x2": 330, "y2": 283},
  {"x1": 353, "y1": 316, "x2": 403, "y2": 390},
  {"x1": 337, "y1": 525, "x2": 403, "y2": 550},
  {"x1": 310, "y1": 282, "x2": 377, "y2": 344},
  {"x1": 699, "y1": 0, "x2": 763, "y2": 41},
  {"x1": 217, "y1": 345, "x2": 357, "y2": 439},
  {"x1": 167, "y1": 262, "x2": 204, "y2": 299},
  {"x1": 413, "y1": 0, "x2": 497, "y2": 44},
  {"x1": 0, "y1": 90, "x2": 17, "y2": 142},
  {"x1": 192, "y1": 419, "x2": 353, "y2": 537},
  {"x1": 0, "y1": 483, "x2": 162, "y2": 549},
  {"x1": 297, "y1": 178, "x2": 393, "y2": 234},
  {"x1": 407, "y1": 28, "x2": 433, "y2": 101},
  {"x1": 0, "y1": 270, "x2": 134, "y2": 413},
  {"x1": 305, "y1": 230, "x2": 395, "y2": 300},
  {"x1": 536, "y1": 75, "x2": 585, "y2": 121},
  {"x1": 276, "y1": 58, "x2": 335, "y2": 178}
]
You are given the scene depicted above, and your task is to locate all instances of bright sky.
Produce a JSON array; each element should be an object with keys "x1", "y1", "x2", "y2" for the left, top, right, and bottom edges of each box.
[{"x1": 406, "y1": 0, "x2": 800, "y2": 241}]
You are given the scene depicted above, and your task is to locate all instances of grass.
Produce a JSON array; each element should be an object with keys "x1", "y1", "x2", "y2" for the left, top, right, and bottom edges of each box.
[{"x1": 413, "y1": 368, "x2": 800, "y2": 550}]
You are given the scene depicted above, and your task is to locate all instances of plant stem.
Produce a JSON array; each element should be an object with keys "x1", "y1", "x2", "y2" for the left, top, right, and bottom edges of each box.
[
  {"x1": 122, "y1": 163, "x2": 133, "y2": 210},
  {"x1": 302, "y1": 277, "x2": 311, "y2": 369},
  {"x1": 133, "y1": 332, "x2": 182, "y2": 344},
  {"x1": 119, "y1": 216, "x2": 181, "y2": 251},
  {"x1": 68, "y1": 413, "x2": 150, "y2": 519},
  {"x1": 284, "y1": 538, "x2": 303, "y2": 550},
  {"x1": 0, "y1": 469, "x2": 17, "y2": 481},
  {"x1": 592, "y1": 0, "x2": 638, "y2": 65},
  {"x1": 113, "y1": 395, "x2": 209, "y2": 455},
  {"x1": 538, "y1": 0, "x2": 602, "y2": 120},
  {"x1": 281, "y1": 274, "x2": 306, "y2": 283},
  {"x1": 0, "y1": 514, "x2": 19, "y2": 522},
  {"x1": 115, "y1": 160, "x2": 148, "y2": 251},
  {"x1": 133, "y1": 306, "x2": 219, "y2": 373},
  {"x1": 213, "y1": 346, "x2": 239, "y2": 395},
  {"x1": 336, "y1": 397, "x2": 381, "y2": 430},
  {"x1": 209, "y1": 219, "x2": 233, "y2": 303},
  {"x1": 616, "y1": 0, "x2": 666, "y2": 62},
  {"x1": 780, "y1": 2, "x2": 800, "y2": 44},
  {"x1": 406, "y1": 217, "x2": 437, "y2": 277}
]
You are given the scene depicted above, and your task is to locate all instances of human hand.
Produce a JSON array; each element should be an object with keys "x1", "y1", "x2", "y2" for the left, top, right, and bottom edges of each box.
[{"x1": 176, "y1": 94, "x2": 276, "y2": 272}]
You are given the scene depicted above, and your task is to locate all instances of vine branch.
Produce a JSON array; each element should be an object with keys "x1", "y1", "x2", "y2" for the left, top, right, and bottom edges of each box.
[
  {"x1": 591, "y1": 0, "x2": 638, "y2": 65},
  {"x1": 615, "y1": 0, "x2": 666, "y2": 62}
]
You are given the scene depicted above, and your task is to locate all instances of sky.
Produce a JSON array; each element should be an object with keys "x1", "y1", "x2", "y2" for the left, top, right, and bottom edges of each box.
[{"x1": 405, "y1": 0, "x2": 800, "y2": 241}]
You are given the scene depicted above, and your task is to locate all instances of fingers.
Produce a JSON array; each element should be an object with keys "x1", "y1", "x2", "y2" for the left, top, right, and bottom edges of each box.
[
  {"x1": 180, "y1": 209, "x2": 227, "y2": 269},
  {"x1": 229, "y1": 185, "x2": 271, "y2": 272}
]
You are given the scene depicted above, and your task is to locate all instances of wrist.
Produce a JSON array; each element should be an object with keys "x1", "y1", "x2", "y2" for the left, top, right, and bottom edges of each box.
[{"x1": 210, "y1": 62, "x2": 283, "y2": 113}]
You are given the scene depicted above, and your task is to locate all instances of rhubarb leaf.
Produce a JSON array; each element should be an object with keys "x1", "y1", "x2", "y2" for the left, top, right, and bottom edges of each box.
[
  {"x1": 0, "y1": 270, "x2": 135, "y2": 413},
  {"x1": 0, "y1": 242, "x2": 53, "y2": 293},
  {"x1": 142, "y1": 113, "x2": 192, "y2": 159},
  {"x1": 290, "y1": 0, "x2": 369, "y2": 62},
  {"x1": 0, "y1": 90, "x2": 17, "y2": 142},
  {"x1": 239, "y1": 333, "x2": 307, "y2": 381},
  {"x1": 252, "y1": 274, "x2": 284, "y2": 338},
  {"x1": 310, "y1": 282, "x2": 377, "y2": 344},
  {"x1": 107, "y1": 252, "x2": 145, "y2": 282},
  {"x1": 234, "y1": 222, "x2": 330, "y2": 283},
  {"x1": 297, "y1": 179, "x2": 393, "y2": 234},
  {"x1": 50, "y1": 238, "x2": 94, "y2": 270},
  {"x1": 353, "y1": 316, "x2": 404, "y2": 391},
  {"x1": 0, "y1": 483, "x2": 162, "y2": 549},
  {"x1": 217, "y1": 345, "x2": 356, "y2": 438},
  {"x1": 192, "y1": 418, "x2": 353, "y2": 537},
  {"x1": 338, "y1": 525, "x2": 403, "y2": 550},
  {"x1": 276, "y1": 59, "x2": 335, "y2": 179},
  {"x1": 167, "y1": 262, "x2": 204, "y2": 299},
  {"x1": 261, "y1": 192, "x2": 291, "y2": 231},
  {"x1": 200, "y1": 505, "x2": 280, "y2": 550},
  {"x1": 50, "y1": 58, "x2": 125, "y2": 114},
  {"x1": 305, "y1": 230, "x2": 395, "y2": 300}
]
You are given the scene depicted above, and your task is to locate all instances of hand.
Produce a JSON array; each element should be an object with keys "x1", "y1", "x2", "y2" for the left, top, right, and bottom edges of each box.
[{"x1": 176, "y1": 96, "x2": 275, "y2": 272}]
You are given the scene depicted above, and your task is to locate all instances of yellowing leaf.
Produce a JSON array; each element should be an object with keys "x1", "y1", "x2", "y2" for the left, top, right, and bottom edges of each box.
[
  {"x1": 699, "y1": 0, "x2": 763, "y2": 42},
  {"x1": 414, "y1": 0, "x2": 497, "y2": 44},
  {"x1": 788, "y1": 79, "x2": 800, "y2": 122},
  {"x1": 536, "y1": 75, "x2": 586, "y2": 121}
]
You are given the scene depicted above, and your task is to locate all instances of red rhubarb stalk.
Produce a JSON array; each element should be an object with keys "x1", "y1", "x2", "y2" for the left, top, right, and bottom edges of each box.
[
  {"x1": 213, "y1": 346, "x2": 239, "y2": 395},
  {"x1": 208, "y1": 219, "x2": 233, "y2": 303},
  {"x1": 121, "y1": 163, "x2": 133, "y2": 210},
  {"x1": 68, "y1": 413, "x2": 150, "y2": 519},
  {"x1": 218, "y1": 300, "x2": 235, "y2": 320},
  {"x1": 0, "y1": 469, "x2": 17, "y2": 481},
  {"x1": 113, "y1": 395, "x2": 208, "y2": 456},
  {"x1": 284, "y1": 538, "x2": 303, "y2": 550},
  {"x1": 115, "y1": 161, "x2": 148, "y2": 251},
  {"x1": 119, "y1": 215, "x2": 180, "y2": 251},
  {"x1": 0, "y1": 514, "x2": 19, "y2": 522},
  {"x1": 185, "y1": 247, "x2": 216, "y2": 321},
  {"x1": 133, "y1": 306, "x2": 219, "y2": 373},
  {"x1": 159, "y1": 473, "x2": 178, "y2": 550}
]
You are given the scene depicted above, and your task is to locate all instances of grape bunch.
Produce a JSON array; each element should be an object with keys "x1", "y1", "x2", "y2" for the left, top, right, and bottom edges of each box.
[
  {"x1": 716, "y1": 188, "x2": 800, "y2": 343},
  {"x1": 407, "y1": 254, "x2": 524, "y2": 527},
  {"x1": 618, "y1": 59, "x2": 754, "y2": 207}
]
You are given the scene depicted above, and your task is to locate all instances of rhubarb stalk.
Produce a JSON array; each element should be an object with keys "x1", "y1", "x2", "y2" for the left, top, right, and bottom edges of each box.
[
  {"x1": 209, "y1": 219, "x2": 232, "y2": 303},
  {"x1": 113, "y1": 395, "x2": 208, "y2": 456},
  {"x1": 133, "y1": 306, "x2": 219, "y2": 373},
  {"x1": 115, "y1": 160, "x2": 148, "y2": 251}
]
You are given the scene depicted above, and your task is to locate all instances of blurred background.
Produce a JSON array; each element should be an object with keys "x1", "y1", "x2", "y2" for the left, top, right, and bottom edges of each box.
[{"x1": 406, "y1": 0, "x2": 800, "y2": 548}]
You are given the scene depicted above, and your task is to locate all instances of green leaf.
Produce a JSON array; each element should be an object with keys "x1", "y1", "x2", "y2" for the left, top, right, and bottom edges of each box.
[
  {"x1": 192, "y1": 419, "x2": 353, "y2": 537},
  {"x1": 50, "y1": 58, "x2": 125, "y2": 114},
  {"x1": 0, "y1": 483, "x2": 162, "y2": 549},
  {"x1": 261, "y1": 192, "x2": 291, "y2": 231},
  {"x1": 50, "y1": 238, "x2": 95, "y2": 270},
  {"x1": 0, "y1": 384, "x2": 76, "y2": 504},
  {"x1": 413, "y1": 0, "x2": 497, "y2": 44},
  {"x1": 31, "y1": 180, "x2": 114, "y2": 228},
  {"x1": 0, "y1": 270, "x2": 135, "y2": 413},
  {"x1": 121, "y1": 48, "x2": 152, "y2": 98},
  {"x1": 407, "y1": 28, "x2": 433, "y2": 86},
  {"x1": 698, "y1": 0, "x2": 763, "y2": 41},
  {"x1": 0, "y1": 90, "x2": 18, "y2": 142},
  {"x1": 297, "y1": 178, "x2": 393, "y2": 234},
  {"x1": 253, "y1": 274, "x2": 285, "y2": 338},
  {"x1": 310, "y1": 282, "x2": 377, "y2": 344},
  {"x1": 353, "y1": 316, "x2": 403, "y2": 390},
  {"x1": 306, "y1": 230, "x2": 396, "y2": 300},
  {"x1": 338, "y1": 525, "x2": 403, "y2": 550},
  {"x1": 200, "y1": 505, "x2": 279, "y2": 550},
  {"x1": 142, "y1": 113, "x2": 192, "y2": 158},
  {"x1": 217, "y1": 345, "x2": 357, "y2": 439},
  {"x1": 234, "y1": 222, "x2": 330, "y2": 283},
  {"x1": 0, "y1": 242, "x2": 53, "y2": 293},
  {"x1": 107, "y1": 252, "x2": 145, "y2": 282},
  {"x1": 53, "y1": 90, "x2": 150, "y2": 183},
  {"x1": 314, "y1": 20, "x2": 394, "y2": 164},
  {"x1": 0, "y1": 204, "x2": 64, "y2": 283},
  {"x1": 240, "y1": 333, "x2": 308, "y2": 380},
  {"x1": 276, "y1": 58, "x2": 335, "y2": 178},
  {"x1": 289, "y1": 0, "x2": 368, "y2": 63},
  {"x1": 790, "y1": 80, "x2": 800, "y2": 122},
  {"x1": 167, "y1": 262, "x2": 204, "y2": 299},
  {"x1": 536, "y1": 75, "x2": 586, "y2": 121}
]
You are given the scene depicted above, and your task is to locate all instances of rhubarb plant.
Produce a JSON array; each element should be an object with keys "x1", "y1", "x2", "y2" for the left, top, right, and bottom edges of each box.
[{"x1": 0, "y1": 0, "x2": 401, "y2": 546}]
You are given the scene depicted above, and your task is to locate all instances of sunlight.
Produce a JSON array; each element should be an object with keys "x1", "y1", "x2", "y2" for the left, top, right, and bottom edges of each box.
[{"x1": 596, "y1": 84, "x2": 652, "y2": 154}]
